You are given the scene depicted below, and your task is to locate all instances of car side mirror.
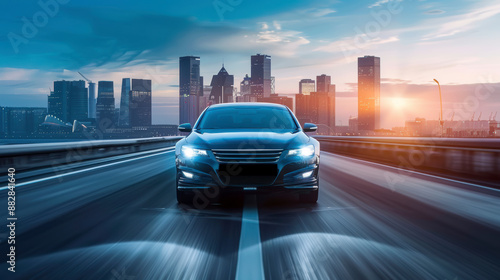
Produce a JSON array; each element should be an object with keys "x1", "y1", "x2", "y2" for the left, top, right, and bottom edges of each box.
[
  {"x1": 178, "y1": 123, "x2": 192, "y2": 133},
  {"x1": 303, "y1": 123, "x2": 317, "y2": 132}
]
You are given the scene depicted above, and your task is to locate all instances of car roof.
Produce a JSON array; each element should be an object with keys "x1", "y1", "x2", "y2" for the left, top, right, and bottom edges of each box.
[{"x1": 207, "y1": 102, "x2": 288, "y2": 110}]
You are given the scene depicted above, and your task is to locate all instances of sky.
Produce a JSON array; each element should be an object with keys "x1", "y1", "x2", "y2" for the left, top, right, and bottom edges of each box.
[{"x1": 1, "y1": 0, "x2": 500, "y2": 128}]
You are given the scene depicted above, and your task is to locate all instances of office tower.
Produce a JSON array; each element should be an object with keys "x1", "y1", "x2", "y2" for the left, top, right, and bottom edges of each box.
[
  {"x1": 295, "y1": 92, "x2": 335, "y2": 135},
  {"x1": 48, "y1": 80, "x2": 88, "y2": 123},
  {"x1": 250, "y1": 54, "x2": 271, "y2": 97},
  {"x1": 257, "y1": 94, "x2": 293, "y2": 110},
  {"x1": 96, "y1": 81, "x2": 115, "y2": 127},
  {"x1": 119, "y1": 78, "x2": 131, "y2": 127},
  {"x1": 299, "y1": 79, "x2": 315, "y2": 95},
  {"x1": 0, "y1": 107, "x2": 47, "y2": 136},
  {"x1": 358, "y1": 56, "x2": 381, "y2": 131},
  {"x1": 240, "y1": 74, "x2": 251, "y2": 96},
  {"x1": 209, "y1": 65, "x2": 234, "y2": 104},
  {"x1": 179, "y1": 56, "x2": 203, "y2": 125},
  {"x1": 316, "y1": 74, "x2": 332, "y2": 93},
  {"x1": 129, "y1": 79, "x2": 152, "y2": 127},
  {"x1": 88, "y1": 82, "x2": 96, "y2": 119}
]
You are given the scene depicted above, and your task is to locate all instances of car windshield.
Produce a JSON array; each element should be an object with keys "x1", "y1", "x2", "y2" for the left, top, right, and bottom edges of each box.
[{"x1": 196, "y1": 106, "x2": 298, "y2": 130}]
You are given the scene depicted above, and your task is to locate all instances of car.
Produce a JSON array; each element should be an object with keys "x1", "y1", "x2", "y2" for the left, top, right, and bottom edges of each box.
[{"x1": 175, "y1": 102, "x2": 320, "y2": 205}]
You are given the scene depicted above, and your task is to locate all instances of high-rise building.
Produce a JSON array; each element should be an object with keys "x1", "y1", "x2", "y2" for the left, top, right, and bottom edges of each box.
[
  {"x1": 179, "y1": 56, "x2": 203, "y2": 125},
  {"x1": 0, "y1": 107, "x2": 47, "y2": 136},
  {"x1": 316, "y1": 74, "x2": 331, "y2": 93},
  {"x1": 119, "y1": 78, "x2": 131, "y2": 127},
  {"x1": 257, "y1": 94, "x2": 293, "y2": 110},
  {"x1": 358, "y1": 56, "x2": 381, "y2": 131},
  {"x1": 295, "y1": 92, "x2": 335, "y2": 135},
  {"x1": 250, "y1": 54, "x2": 271, "y2": 97},
  {"x1": 129, "y1": 79, "x2": 152, "y2": 127},
  {"x1": 240, "y1": 74, "x2": 251, "y2": 96},
  {"x1": 209, "y1": 65, "x2": 234, "y2": 104},
  {"x1": 88, "y1": 82, "x2": 96, "y2": 119},
  {"x1": 96, "y1": 81, "x2": 115, "y2": 128},
  {"x1": 48, "y1": 80, "x2": 88, "y2": 123},
  {"x1": 299, "y1": 79, "x2": 315, "y2": 95}
]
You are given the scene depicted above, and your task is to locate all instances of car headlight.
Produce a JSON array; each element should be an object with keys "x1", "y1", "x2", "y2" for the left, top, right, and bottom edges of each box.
[
  {"x1": 287, "y1": 145, "x2": 315, "y2": 157},
  {"x1": 182, "y1": 146, "x2": 208, "y2": 158}
]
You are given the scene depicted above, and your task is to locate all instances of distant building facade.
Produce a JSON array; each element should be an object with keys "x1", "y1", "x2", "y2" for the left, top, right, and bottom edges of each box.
[
  {"x1": 299, "y1": 79, "x2": 315, "y2": 95},
  {"x1": 250, "y1": 54, "x2": 272, "y2": 97},
  {"x1": 179, "y1": 56, "x2": 203, "y2": 125},
  {"x1": 48, "y1": 80, "x2": 88, "y2": 123},
  {"x1": 96, "y1": 81, "x2": 115, "y2": 128},
  {"x1": 129, "y1": 79, "x2": 152, "y2": 127},
  {"x1": 358, "y1": 56, "x2": 381, "y2": 131},
  {"x1": 316, "y1": 74, "x2": 336, "y2": 94},
  {"x1": 240, "y1": 74, "x2": 251, "y2": 96},
  {"x1": 0, "y1": 107, "x2": 47, "y2": 137},
  {"x1": 88, "y1": 82, "x2": 96, "y2": 119},
  {"x1": 119, "y1": 78, "x2": 131, "y2": 127},
  {"x1": 295, "y1": 92, "x2": 335, "y2": 135},
  {"x1": 209, "y1": 65, "x2": 234, "y2": 104},
  {"x1": 257, "y1": 94, "x2": 293, "y2": 110}
]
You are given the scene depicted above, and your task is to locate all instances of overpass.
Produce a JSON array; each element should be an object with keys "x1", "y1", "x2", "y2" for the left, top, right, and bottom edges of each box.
[{"x1": 1, "y1": 137, "x2": 499, "y2": 279}]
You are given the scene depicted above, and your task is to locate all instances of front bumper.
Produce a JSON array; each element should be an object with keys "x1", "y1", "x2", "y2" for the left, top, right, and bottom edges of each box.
[{"x1": 176, "y1": 150, "x2": 319, "y2": 192}]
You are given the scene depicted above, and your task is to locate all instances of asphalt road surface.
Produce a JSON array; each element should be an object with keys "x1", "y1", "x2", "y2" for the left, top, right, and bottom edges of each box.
[{"x1": 1, "y1": 148, "x2": 499, "y2": 279}]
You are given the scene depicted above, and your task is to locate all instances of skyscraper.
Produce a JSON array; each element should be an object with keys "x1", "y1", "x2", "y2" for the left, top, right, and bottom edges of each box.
[
  {"x1": 316, "y1": 74, "x2": 332, "y2": 93},
  {"x1": 119, "y1": 78, "x2": 131, "y2": 127},
  {"x1": 358, "y1": 56, "x2": 381, "y2": 131},
  {"x1": 209, "y1": 65, "x2": 234, "y2": 104},
  {"x1": 179, "y1": 56, "x2": 203, "y2": 125},
  {"x1": 88, "y1": 82, "x2": 96, "y2": 119},
  {"x1": 129, "y1": 79, "x2": 152, "y2": 127},
  {"x1": 96, "y1": 81, "x2": 115, "y2": 128},
  {"x1": 240, "y1": 74, "x2": 251, "y2": 96},
  {"x1": 295, "y1": 92, "x2": 335, "y2": 135},
  {"x1": 250, "y1": 54, "x2": 271, "y2": 97},
  {"x1": 299, "y1": 79, "x2": 315, "y2": 95},
  {"x1": 48, "y1": 80, "x2": 88, "y2": 123}
]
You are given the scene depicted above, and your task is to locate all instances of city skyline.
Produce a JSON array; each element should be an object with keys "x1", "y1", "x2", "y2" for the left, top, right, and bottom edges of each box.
[{"x1": 1, "y1": 0, "x2": 500, "y2": 128}]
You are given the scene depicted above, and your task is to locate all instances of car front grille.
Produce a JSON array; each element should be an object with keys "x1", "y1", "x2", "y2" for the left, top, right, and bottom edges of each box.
[{"x1": 212, "y1": 149, "x2": 283, "y2": 163}]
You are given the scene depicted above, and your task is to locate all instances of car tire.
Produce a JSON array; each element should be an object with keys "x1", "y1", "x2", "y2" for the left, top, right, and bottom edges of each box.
[{"x1": 300, "y1": 189, "x2": 318, "y2": 203}]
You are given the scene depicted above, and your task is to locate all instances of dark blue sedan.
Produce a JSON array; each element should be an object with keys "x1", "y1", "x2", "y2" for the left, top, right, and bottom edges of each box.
[{"x1": 175, "y1": 103, "x2": 320, "y2": 205}]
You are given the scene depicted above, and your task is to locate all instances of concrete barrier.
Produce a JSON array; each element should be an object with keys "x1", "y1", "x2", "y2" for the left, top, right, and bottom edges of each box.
[
  {"x1": 315, "y1": 136, "x2": 500, "y2": 188},
  {"x1": 0, "y1": 137, "x2": 183, "y2": 172}
]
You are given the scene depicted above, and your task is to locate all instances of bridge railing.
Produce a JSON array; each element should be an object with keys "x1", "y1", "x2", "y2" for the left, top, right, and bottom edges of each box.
[
  {"x1": 315, "y1": 136, "x2": 500, "y2": 187},
  {"x1": 0, "y1": 137, "x2": 183, "y2": 172}
]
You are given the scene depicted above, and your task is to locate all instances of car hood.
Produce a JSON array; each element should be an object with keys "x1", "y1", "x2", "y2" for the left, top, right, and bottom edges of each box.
[{"x1": 185, "y1": 130, "x2": 310, "y2": 150}]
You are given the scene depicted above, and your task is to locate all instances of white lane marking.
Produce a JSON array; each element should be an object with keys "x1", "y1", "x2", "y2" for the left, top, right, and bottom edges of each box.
[
  {"x1": 236, "y1": 195, "x2": 265, "y2": 280},
  {"x1": 0, "y1": 148, "x2": 175, "y2": 191},
  {"x1": 323, "y1": 151, "x2": 500, "y2": 193}
]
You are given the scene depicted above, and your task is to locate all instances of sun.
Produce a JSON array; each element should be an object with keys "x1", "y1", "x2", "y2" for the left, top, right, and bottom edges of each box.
[{"x1": 391, "y1": 97, "x2": 407, "y2": 109}]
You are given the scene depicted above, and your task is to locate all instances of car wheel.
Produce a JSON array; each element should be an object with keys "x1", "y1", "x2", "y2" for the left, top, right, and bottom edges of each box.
[{"x1": 300, "y1": 189, "x2": 318, "y2": 203}]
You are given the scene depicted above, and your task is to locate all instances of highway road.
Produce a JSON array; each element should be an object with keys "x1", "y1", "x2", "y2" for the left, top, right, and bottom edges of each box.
[{"x1": 1, "y1": 148, "x2": 500, "y2": 279}]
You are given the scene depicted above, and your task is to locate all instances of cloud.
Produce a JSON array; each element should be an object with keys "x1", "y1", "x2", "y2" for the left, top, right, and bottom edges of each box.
[
  {"x1": 381, "y1": 78, "x2": 412, "y2": 84},
  {"x1": 423, "y1": 3, "x2": 500, "y2": 40},
  {"x1": 368, "y1": 0, "x2": 402, "y2": 9},
  {"x1": 424, "y1": 10, "x2": 446, "y2": 15},
  {"x1": 314, "y1": 36, "x2": 399, "y2": 53}
]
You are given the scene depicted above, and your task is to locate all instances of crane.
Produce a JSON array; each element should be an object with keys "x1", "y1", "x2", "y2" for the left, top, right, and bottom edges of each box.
[
  {"x1": 78, "y1": 71, "x2": 92, "y2": 83},
  {"x1": 478, "y1": 112, "x2": 482, "y2": 121},
  {"x1": 450, "y1": 112, "x2": 455, "y2": 122},
  {"x1": 489, "y1": 112, "x2": 494, "y2": 121},
  {"x1": 494, "y1": 112, "x2": 498, "y2": 121},
  {"x1": 471, "y1": 112, "x2": 475, "y2": 121}
]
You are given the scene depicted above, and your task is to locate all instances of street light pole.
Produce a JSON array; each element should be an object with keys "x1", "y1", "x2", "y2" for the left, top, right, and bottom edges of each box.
[{"x1": 433, "y1": 79, "x2": 444, "y2": 137}]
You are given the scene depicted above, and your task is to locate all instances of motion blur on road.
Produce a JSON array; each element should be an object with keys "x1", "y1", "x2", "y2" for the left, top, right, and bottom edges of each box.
[{"x1": 1, "y1": 148, "x2": 500, "y2": 279}]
